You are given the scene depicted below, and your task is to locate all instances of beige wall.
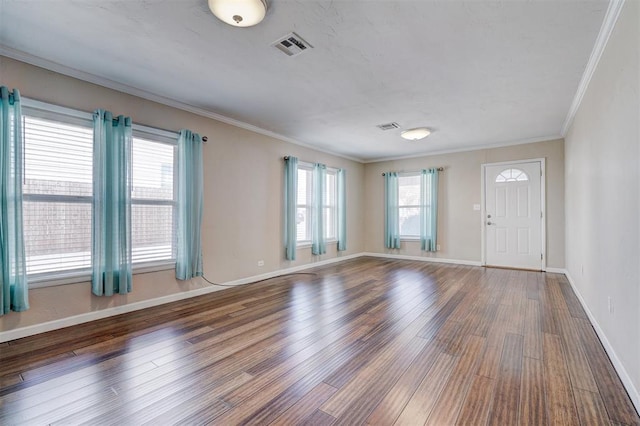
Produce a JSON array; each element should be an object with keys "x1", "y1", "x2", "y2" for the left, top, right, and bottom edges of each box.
[
  {"x1": 0, "y1": 56, "x2": 365, "y2": 332},
  {"x1": 363, "y1": 139, "x2": 565, "y2": 268},
  {"x1": 564, "y1": 0, "x2": 640, "y2": 402}
]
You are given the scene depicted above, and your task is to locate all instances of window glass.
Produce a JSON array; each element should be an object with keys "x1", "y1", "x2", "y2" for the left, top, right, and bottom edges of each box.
[
  {"x1": 398, "y1": 174, "x2": 421, "y2": 237},
  {"x1": 131, "y1": 136, "x2": 177, "y2": 263},
  {"x1": 296, "y1": 167, "x2": 312, "y2": 242},
  {"x1": 324, "y1": 170, "x2": 337, "y2": 239},
  {"x1": 496, "y1": 168, "x2": 528, "y2": 182},
  {"x1": 23, "y1": 115, "x2": 93, "y2": 275}
]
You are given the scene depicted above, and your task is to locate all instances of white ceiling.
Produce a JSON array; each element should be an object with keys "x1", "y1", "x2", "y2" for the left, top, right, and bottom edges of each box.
[{"x1": 0, "y1": 0, "x2": 608, "y2": 162}]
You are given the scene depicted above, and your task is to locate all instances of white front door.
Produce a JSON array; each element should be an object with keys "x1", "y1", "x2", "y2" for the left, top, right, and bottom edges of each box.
[{"x1": 484, "y1": 161, "x2": 543, "y2": 270}]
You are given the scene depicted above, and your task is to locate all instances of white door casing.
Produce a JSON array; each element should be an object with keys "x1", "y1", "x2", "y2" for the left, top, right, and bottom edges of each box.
[{"x1": 482, "y1": 160, "x2": 544, "y2": 270}]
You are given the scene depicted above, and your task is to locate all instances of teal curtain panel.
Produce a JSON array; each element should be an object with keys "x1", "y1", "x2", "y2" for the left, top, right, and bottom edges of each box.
[
  {"x1": 421, "y1": 168, "x2": 439, "y2": 251},
  {"x1": 176, "y1": 130, "x2": 204, "y2": 280},
  {"x1": 384, "y1": 172, "x2": 400, "y2": 249},
  {"x1": 337, "y1": 168, "x2": 347, "y2": 251},
  {"x1": 284, "y1": 156, "x2": 298, "y2": 260},
  {"x1": 0, "y1": 87, "x2": 29, "y2": 314},
  {"x1": 311, "y1": 163, "x2": 327, "y2": 255},
  {"x1": 92, "y1": 110, "x2": 133, "y2": 296}
]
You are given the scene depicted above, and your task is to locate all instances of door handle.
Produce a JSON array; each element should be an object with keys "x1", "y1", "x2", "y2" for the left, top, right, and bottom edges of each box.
[{"x1": 487, "y1": 221, "x2": 495, "y2": 225}]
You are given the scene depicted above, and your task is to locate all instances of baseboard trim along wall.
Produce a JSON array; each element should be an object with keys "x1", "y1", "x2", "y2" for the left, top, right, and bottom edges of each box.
[
  {"x1": 563, "y1": 270, "x2": 640, "y2": 413},
  {"x1": 361, "y1": 252, "x2": 483, "y2": 267}
]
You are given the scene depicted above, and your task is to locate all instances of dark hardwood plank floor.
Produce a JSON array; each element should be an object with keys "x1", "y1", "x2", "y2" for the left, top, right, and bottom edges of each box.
[{"x1": 0, "y1": 257, "x2": 638, "y2": 425}]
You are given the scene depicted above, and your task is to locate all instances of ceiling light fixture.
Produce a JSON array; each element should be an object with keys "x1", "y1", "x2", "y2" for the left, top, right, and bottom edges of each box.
[
  {"x1": 208, "y1": 0, "x2": 267, "y2": 27},
  {"x1": 401, "y1": 127, "x2": 431, "y2": 141}
]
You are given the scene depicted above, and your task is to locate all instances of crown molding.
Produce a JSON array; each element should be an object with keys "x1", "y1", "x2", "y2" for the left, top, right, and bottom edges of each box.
[
  {"x1": 362, "y1": 134, "x2": 563, "y2": 164},
  {"x1": 0, "y1": 45, "x2": 364, "y2": 164},
  {"x1": 561, "y1": 0, "x2": 626, "y2": 136}
]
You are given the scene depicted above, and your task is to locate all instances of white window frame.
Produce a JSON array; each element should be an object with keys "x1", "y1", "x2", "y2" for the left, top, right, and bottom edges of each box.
[
  {"x1": 296, "y1": 164, "x2": 313, "y2": 246},
  {"x1": 295, "y1": 161, "x2": 339, "y2": 247},
  {"x1": 398, "y1": 172, "x2": 422, "y2": 240},
  {"x1": 324, "y1": 168, "x2": 338, "y2": 242},
  {"x1": 21, "y1": 98, "x2": 179, "y2": 288},
  {"x1": 131, "y1": 127, "x2": 179, "y2": 269}
]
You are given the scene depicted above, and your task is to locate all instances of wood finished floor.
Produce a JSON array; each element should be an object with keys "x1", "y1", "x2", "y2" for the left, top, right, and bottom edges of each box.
[{"x1": 0, "y1": 258, "x2": 638, "y2": 425}]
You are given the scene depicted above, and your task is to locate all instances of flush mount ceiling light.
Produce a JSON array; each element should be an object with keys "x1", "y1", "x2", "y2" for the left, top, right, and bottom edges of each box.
[
  {"x1": 208, "y1": 0, "x2": 267, "y2": 27},
  {"x1": 400, "y1": 127, "x2": 431, "y2": 141}
]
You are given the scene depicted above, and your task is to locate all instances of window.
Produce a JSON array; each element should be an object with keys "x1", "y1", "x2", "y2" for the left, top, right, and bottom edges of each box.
[
  {"x1": 295, "y1": 164, "x2": 338, "y2": 244},
  {"x1": 21, "y1": 100, "x2": 178, "y2": 282},
  {"x1": 398, "y1": 174, "x2": 421, "y2": 237},
  {"x1": 324, "y1": 169, "x2": 337, "y2": 240},
  {"x1": 22, "y1": 112, "x2": 94, "y2": 277},
  {"x1": 296, "y1": 166, "x2": 312, "y2": 243},
  {"x1": 496, "y1": 168, "x2": 528, "y2": 182},
  {"x1": 131, "y1": 132, "x2": 177, "y2": 264}
]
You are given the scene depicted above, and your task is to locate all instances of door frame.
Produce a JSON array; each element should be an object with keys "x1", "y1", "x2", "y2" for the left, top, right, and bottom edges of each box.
[{"x1": 480, "y1": 158, "x2": 546, "y2": 271}]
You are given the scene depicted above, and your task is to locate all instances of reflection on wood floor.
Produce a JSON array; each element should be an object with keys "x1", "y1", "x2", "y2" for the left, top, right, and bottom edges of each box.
[{"x1": 0, "y1": 257, "x2": 638, "y2": 425}]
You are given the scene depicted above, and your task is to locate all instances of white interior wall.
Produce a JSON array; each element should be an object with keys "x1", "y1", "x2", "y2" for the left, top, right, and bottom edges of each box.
[{"x1": 564, "y1": 0, "x2": 640, "y2": 408}]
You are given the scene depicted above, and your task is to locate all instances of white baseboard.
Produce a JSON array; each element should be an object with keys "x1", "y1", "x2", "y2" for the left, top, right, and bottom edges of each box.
[
  {"x1": 544, "y1": 267, "x2": 567, "y2": 274},
  {"x1": 564, "y1": 271, "x2": 640, "y2": 413},
  {"x1": 362, "y1": 252, "x2": 482, "y2": 267},
  {"x1": 0, "y1": 253, "x2": 364, "y2": 344},
  {"x1": 221, "y1": 252, "x2": 363, "y2": 287}
]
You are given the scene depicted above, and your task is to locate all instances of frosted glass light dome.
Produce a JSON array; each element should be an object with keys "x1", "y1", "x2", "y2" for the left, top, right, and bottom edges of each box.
[
  {"x1": 401, "y1": 127, "x2": 431, "y2": 141},
  {"x1": 208, "y1": 0, "x2": 267, "y2": 27}
]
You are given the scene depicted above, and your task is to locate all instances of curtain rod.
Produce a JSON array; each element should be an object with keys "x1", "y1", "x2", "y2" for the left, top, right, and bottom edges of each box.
[{"x1": 382, "y1": 167, "x2": 444, "y2": 176}]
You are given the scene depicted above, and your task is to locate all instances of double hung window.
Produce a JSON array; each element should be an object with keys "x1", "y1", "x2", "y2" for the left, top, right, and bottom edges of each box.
[
  {"x1": 131, "y1": 130, "x2": 177, "y2": 264},
  {"x1": 21, "y1": 100, "x2": 177, "y2": 283},
  {"x1": 295, "y1": 163, "x2": 338, "y2": 244},
  {"x1": 398, "y1": 174, "x2": 421, "y2": 238}
]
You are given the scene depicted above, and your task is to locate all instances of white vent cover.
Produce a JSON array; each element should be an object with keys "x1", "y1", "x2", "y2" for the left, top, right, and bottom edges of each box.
[
  {"x1": 272, "y1": 32, "x2": 313, "y2": 57},
  {"x1": 376, "y1": 122, "x2": 400, "y2": 131}
]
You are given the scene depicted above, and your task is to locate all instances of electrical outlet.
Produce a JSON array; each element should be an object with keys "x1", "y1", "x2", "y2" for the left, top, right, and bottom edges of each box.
[
  {"x1": 257, "y1": 260, "x2": 264, "y2": 267},
  {"x1": 608, "y1": 297, "x2": 614, "y2": 314},
  {"x1": 436, "y1": 245, "x2": 441, "y2": 251}
]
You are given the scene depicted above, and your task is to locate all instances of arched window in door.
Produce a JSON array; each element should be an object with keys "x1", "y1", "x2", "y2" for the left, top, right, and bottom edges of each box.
[{"x1": 495, "y1": 168, "x2": 529, "y2": 183}]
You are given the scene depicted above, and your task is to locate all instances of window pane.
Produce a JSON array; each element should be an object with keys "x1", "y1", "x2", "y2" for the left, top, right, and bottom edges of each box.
[
  {"x1": 296, "y1": 207, "x2": 309, "y2": 241},
  {"x1": 23, "y1": 201, "x2": 92, "y2": 274},
  {"x1": 325, "y1": 172, "x2": 336, "y2": 207},
  {"x1": 131, "y1": 137, "x2": 176, "y2": 263},
  {"x1": 296, "y1": 167, "x2": 312, "y2": 243},
  {"x1": 23, "y1": 116, "x2": 93, "y2": 196},
  {"x1": 399, "y1": 207, "x2": 420, "y2": 237},
  {"x1": 297, "y1": 168, "x2": 310, "y2": 205},
  {"x1": 398, "y1": 175, "x2": 420, "y2": 206},
  {"x1": 23, "y1": 113, "x2": 93, "y2": 275},
  {"x1": 132, "y1": 138, "x2": 174, "y2": 200},
  {"x1": 132, "y1": 204, "x2": 174, "y2": 263},
  {"x1": 324, "y1": 206, "x2": 336, "y2": 239}
]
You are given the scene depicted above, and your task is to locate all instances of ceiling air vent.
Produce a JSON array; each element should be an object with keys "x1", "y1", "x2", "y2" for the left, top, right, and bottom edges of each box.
[
  {"x1": 272, "y1": 32, "x2": 313, "y2": 57},
  {"x1": 376, "y1": 122, "x2": 400, "y2": 131}
]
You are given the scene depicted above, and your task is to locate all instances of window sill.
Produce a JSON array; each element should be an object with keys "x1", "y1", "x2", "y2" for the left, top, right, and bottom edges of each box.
[{"x1": 28, "y1": 261, "x2": 176, "y2": 289}]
